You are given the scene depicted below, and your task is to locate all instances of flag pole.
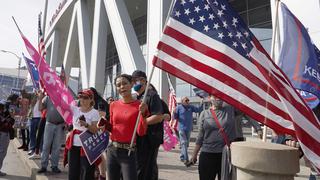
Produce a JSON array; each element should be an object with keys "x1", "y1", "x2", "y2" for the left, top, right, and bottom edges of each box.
[
  {"x1": 42, "y1": 0, "x2": 48, "y2": 38},
  {"x1": 128, "y1": 66, "x2": 156, "y2": 156},
  {"x1": 12, "y1": 17, "x2": 23, "y2": 35},
  {"x1": 128, "y1": 0, "x2": 176, "y2": 156},
  {"x1": 262, "y1": 0, "x2": 280, "y2": 142}
]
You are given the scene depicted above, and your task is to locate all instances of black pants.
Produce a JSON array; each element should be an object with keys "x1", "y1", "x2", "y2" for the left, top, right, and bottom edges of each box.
[
  {"x1": 68, "y1": 146, "x2": 95, "y2": 180},
  {"x1": 21, "y1": 129, "x2": 29, "y2": 147},
  {"x1": 136, "y1": 137, "x2": 159, "y2": 180},
  {"x1": 35, "y1": 119, "x2": 46, "y2": 152},
  {"x1": 199, "y1": 152, "x2": 222, "y2": 180},
  {"x1": 106, "y1": 145, "x2": 137, "y2": 180}
]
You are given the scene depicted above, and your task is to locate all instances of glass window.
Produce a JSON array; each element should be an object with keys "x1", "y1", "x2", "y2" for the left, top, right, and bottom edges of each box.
[
  {"x1": 248, "y1": 5, "x2": 271, "y2": 26},
  {"x1": 176, "y1": 84, "x2": 191, "y2": 97},
  {"x1": 248, "y1": 0, "x2": 269, "y2": 9}
]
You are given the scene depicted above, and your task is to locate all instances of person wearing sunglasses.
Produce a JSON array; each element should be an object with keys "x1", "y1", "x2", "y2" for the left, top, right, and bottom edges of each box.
[{"x1": 173, "y1": 96, "x2": 203, "y2": 165}]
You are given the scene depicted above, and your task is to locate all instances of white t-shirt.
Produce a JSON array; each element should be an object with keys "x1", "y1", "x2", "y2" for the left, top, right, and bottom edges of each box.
[
  {"x1": 32, "y1": 101, "x2": 41, "y2": 118},
  {"x1": 72, "y1": 106, "x2": 100, "y2": 146}
]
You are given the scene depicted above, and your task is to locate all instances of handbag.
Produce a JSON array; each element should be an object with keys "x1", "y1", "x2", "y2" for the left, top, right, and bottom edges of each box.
[{"x1": 210, "y1": 108, "x2": 235, "y2": 180}]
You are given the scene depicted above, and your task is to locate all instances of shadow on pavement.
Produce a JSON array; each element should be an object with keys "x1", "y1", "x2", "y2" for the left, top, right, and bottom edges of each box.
[
  {"x1": 158, "y1": 163, "x2": 198, "y2": 172},
  {"x1": 0, "y1": 174, "x2": 30, "y2": 180}
]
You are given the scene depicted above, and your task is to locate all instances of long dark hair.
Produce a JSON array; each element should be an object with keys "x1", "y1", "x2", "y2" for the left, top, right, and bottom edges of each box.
[{"x1": 89, "y1": 87, "x2": 108, "y2": 110}]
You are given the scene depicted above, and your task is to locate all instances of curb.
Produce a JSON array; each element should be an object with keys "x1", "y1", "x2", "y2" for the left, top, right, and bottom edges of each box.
[{"x1": 12, "y1": 138, "x2": 48, "y2": 180}]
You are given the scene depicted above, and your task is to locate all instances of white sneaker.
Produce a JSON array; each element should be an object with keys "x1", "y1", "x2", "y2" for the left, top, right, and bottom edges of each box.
[{"x1": 29, "y1": 153, "x2": 41, "y2": 159}]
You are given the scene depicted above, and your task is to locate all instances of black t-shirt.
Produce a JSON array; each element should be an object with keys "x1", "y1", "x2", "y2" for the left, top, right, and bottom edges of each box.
[{"x1": 137, "y1": 86, "x2": 164, "y2": 147}]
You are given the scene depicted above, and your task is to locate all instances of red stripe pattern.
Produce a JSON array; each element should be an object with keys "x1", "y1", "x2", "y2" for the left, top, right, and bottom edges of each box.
[
  {"x1": 38, "y1": 13, "x2": 46, "y2": 59},
  {"x1": 153, "y1": 0, "x2": 320, "y2": 171}
]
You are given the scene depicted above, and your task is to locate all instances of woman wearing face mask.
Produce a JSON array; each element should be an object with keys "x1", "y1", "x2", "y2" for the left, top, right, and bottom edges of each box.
[
  {"x1": 189, "y1": 95, "x2": 236, "y2": 180},
  {"x1": 103, "y1": 74, "x2": 148, "y2": 180}
]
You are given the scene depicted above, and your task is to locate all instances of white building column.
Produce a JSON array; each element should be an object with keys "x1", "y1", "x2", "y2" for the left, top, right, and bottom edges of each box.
[
  {"x1": 89, "y1": 0, "x2": 108, "y2": 93},
  {"x1": 77, "y1": 0, "x2": 92, "y2": 88},
  {"x1": 146, "y1": 0, "x2": 173, "y2": 99},
  {"x1": 49, "y1": 30, "x2": 60, "y2": 69},
  {"x1": 103, "y1": 0, "x2": 146, "y2": 74},
  {"x1": 63, "y1": 3, "x2": 79, "y2": 79}
]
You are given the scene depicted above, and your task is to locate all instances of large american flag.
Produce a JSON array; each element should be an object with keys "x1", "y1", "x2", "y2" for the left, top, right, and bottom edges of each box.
[
  {"x1": 153, "y1": 0, "x2": 320, "y2": 170},
  {"x1": 38, "y1": 12, "x2": 46, "y2": 58}
]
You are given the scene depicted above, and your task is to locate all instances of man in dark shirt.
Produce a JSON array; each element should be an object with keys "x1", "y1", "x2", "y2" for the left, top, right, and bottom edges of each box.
[{"x1": 132, "y1": 70, "x2": 164, "y2": 180}]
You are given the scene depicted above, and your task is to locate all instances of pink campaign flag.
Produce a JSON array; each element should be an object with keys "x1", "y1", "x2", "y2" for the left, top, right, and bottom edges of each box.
[
  {"x1": 162, "y1": 121, "x2": 178, "y2": 151},
  {"x1": 18, "y1": 29, "x2": 74, "y2": 125},
  {"x1": 162, "y1": 75, "x2": 178, "y2": 151}
]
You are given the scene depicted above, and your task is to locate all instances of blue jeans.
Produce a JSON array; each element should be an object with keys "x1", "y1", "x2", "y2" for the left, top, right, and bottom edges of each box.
[
  {"x1": 179, "y1": 130, "x2": 191, "y2": 161},
  {"x1": 41, "y1": 122, "x2": 64, "y2": 169},
  {"x1": 28, "y1": 117, "x2": 40, "y2": 151}
]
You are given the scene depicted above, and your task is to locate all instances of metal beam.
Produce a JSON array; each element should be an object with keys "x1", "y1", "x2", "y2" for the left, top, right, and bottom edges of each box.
[
  {"x1": 89, "y1": 0, "x2": 108, "y2": 93},
  {"x1": 104, "y1": 0, "x2": 146, "y2": 74}
]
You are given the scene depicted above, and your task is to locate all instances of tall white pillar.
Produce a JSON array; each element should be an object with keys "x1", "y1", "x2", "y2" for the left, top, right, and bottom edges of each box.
[
  {"x1": 89, "y1": 0, "x2": 108, "y2": 93},
  {"x1": 77, "y1": 0, "x2": 92, "y2": 88},
  {"x1": 146, "y1": 0, "x2": 173, "y2": 99},
  {"x1": 104, "y1": 0, "x2": 146, "y2": 74},
  {"x1": 63, "y1": 3, "x2": 79, "y2": 79},
  {"x1": 49, "y1": 30, "x2": 60, "y2": 69}
]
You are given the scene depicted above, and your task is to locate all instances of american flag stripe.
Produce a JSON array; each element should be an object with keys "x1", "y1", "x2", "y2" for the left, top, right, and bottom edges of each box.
[
  {"x1": 158, "y1": 41, "x2": 293, "y2": 122},
  {"x1": 154, "y1": 56, "x2": 296, "y2": 135},
  {"x1": 154, "y1": 52, "x2": 320, "y2": 156},
  {"x1": 154, "y1": 17, "x2": 320, "y2": 148},
  {"x1": 167, "y1": 18, "x2": 308, "y2": 114},
  {"x1": 38, "y1": 13, "x2": 46, "y2": 59},
  {"x1": 155, "y1": 48, "x2": 296, "y2": 130},
  {"x1": 250, "y1": 49, "x2": 320, "y2": 128},
  {"x1": 160, "y1": 20, "x2": 299, "y2": 122},
  {"x1": 153, "y1": 0, "x2": 320, "y2": 170},
  {"x1": 162, "y1": 26, "x2": 281, "y2": 101}
]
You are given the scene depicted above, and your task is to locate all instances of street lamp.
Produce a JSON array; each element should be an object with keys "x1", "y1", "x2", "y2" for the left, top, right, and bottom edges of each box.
[{"x1": 0, "y1": 50, "x2": 22, "y2": 89}]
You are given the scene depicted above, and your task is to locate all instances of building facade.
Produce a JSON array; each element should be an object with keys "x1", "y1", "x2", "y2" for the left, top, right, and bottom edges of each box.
[{"x1": 43, "y1": 0, "x2": 320, "y2": 101}]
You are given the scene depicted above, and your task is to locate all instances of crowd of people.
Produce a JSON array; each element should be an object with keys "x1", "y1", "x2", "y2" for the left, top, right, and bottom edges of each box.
[{"x1": 0, "y1": 69, "x2": 317, "y2": 180}]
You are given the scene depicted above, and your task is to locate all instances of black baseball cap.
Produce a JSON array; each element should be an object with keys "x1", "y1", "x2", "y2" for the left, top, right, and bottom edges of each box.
[{"x1": 132, "y1": 70, "x2": 147, "y2": 79}]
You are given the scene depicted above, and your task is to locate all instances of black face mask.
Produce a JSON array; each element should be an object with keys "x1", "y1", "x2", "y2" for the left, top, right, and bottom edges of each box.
[{"x1": 212, "y1": 100, "x2": 223, "y2": 109}]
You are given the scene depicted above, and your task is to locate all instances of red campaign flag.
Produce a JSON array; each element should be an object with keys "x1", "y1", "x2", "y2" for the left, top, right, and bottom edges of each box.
[{"x1": 152, "y1": 0, "x2": 320, "y2": 170}]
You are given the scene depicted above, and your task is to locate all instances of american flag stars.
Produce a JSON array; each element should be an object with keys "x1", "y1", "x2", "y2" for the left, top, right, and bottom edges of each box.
[{"x1": 174, "y1": 0, "x2": 253, "y2": 58}]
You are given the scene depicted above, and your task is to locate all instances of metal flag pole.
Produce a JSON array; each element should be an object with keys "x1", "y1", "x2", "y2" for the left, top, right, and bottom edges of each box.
[
  {"x1": 42, "y1": 0, "x2": 48, "y2": 38},
  {"x1": 128, "y1": 66, "x2": 155, "y2": 156},
  {"x1": 128, "y1": 0, "x2": 177, "y2": 156},
  {"x1": 262, "y1": 0, "x2": 280, "y2": 142}
]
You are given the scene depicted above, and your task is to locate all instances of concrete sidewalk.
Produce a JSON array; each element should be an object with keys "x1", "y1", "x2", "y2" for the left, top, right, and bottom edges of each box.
[
  {"x1": 11, "y1": 131, "x2": 311, "y2": 180},
  {"x1": 0, "y1": 141, "x2": 29, "y2": 180}
]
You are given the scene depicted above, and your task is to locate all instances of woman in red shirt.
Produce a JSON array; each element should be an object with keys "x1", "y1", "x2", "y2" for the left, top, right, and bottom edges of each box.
[{"x1": 104, "y1": 74, "x2": 148, "y2": 180}]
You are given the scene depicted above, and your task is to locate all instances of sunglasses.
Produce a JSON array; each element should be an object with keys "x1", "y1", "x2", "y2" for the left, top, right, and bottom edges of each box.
[{"x1": 185, "y1": 99, "x2": 189, "y2": 102}]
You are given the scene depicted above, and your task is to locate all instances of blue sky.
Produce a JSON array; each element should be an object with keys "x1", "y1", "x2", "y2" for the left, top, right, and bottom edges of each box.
[{"x1": 0, "y1": 0, "x2": 60, "y2": 69}]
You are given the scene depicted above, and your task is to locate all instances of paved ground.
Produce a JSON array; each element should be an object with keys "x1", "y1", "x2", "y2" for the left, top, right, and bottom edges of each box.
[
  {"x1": 0, "y1": 141, "x2": 30, "y2": 180},
  {"x1": 5, "y1": 128, "x2": 312, "y2": 180}
]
